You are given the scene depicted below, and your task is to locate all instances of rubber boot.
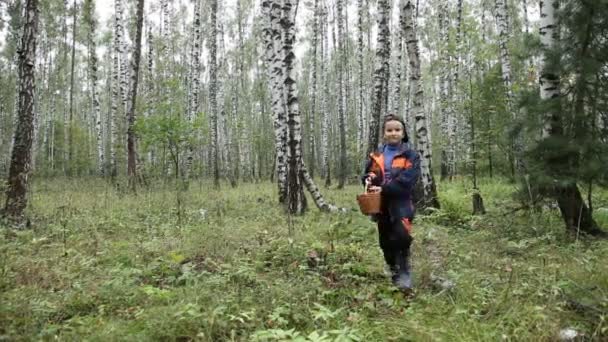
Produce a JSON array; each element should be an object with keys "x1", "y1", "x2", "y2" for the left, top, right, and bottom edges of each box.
[
  {"x1": 392, "y1": 249, "x2": 412, "y2": 291},
  {"x1": 382, "y1": 250, "x2": 397, "y2": 278}
]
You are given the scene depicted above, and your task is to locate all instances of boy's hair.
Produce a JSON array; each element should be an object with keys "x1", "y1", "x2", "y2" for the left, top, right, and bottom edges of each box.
[{"x1": 382, "y1": 113, "x2": 409, "y2": 143}]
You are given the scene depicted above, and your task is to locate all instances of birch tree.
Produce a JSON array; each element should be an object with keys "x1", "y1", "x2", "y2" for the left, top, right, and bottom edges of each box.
[
  {"x1": 262, "y1": 0, "x2": 288, "y2": 202},
  {"x1": 282, "y1": 0, "x2": 307, "y2": 214},
  {"x1": 182, "y1": 0, "x2": 202, "y2": 186},
  {"x1": 402, "y1": 0, "x2": 440, "y2": 209},
  {"x1": 308, "y1": 0, "x2": 319, "y2": 180},
  {"x1": 495, "y1": 0, "x2": 524, "y2": 175},
  {"x1": 66, "y1": 0, "x2": 77, "y2": 173},
  {"x1": 537, "y1": 0, "x2": 603, "y2": 236},
  {"x1": 3, "y1": 0, "x2": 39, "y2": 222},
  {"x1": 336, "y1": 0, "x2": 347, "y2": 189},
  {"x1": 126, "y1": 0, "x2": 144, "y2": 190},
  {"x1": 83, "y1": 0, "x2": 104, "y2": 175},
  {"x1": 357, "y1": 0, "x2": 365, "y2": 153},
  {"x1": 438, "y1": 1, "x2": 455, "y2": 181},
  {"x1": 367, "y1": 0, "x2": 391, "y2": 153},
  {"x1": 209, "y1": 0, "x2": 220, "y2": 188},
  {"x1": 320, "y1": 2, "x2": 331, "y2": 187},
  {"x1": 109, "y1": 0, "x2": 122, "y2": 177}
]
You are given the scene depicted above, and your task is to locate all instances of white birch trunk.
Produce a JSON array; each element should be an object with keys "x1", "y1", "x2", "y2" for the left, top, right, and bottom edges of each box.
[
  {"x1": 283, "y1": 0, "x2": 307, "y2": 212},
  {"x1": 367, "y1": 0, "x2": 391, "y2": 153},
  {"x1": 495, "y1": 0, "x2": 524, "y2": 173},
  {"x1": 126, "y1": 0, "x2": 144, "y2": 187},
  {"x1": 145, "y1": 20, "x2": 154, "y2": 164},
  {"x1": 308, "y1": 0, "x2": 319, "y2": 179},
  {"x1": 209, "y1": 0, "x2": 220, "y2": 187},
  {"x1": 116, "y1": 0, "x2": 129, "y2": 114},
  {"x1": 110, "y1": 8, "x2": 121, "y2": 177},
  {"x1": 183, "y1": 0, "x2": 201, "y2": 183},
  {"x1": 337, "y1": 0, "x2": 347, "y2": 189},
  {"x1": 217, "y1": 19, "x2": 229, "y2": 179},
  {"x1": 4, "y1": 0, "x2": 38, "y2": 219},
  {"x1": 321, "y1": 3, "x2": 331, "y2": 186},
  {"x1": 262, "y1": 0, "x2": 288, "y2": 202},
  {"x1": 86, "y1": 0, "x2": 104, "y2": 175},
  {"x1": 392, "y1": 0, "x2": 405, "y2": 115},
  {"x1": 357, "y1": 0, "x2": 365, "y2": 153},
  {"x1": 539, "y1": 0, "x2": 560, "y2": 138},
  {"x1": 402, "y1": 0, "x2": 440, "y2": 208}
]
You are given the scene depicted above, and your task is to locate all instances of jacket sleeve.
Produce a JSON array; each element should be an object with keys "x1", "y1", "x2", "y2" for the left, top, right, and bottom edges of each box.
[{"x1": 381, "y1": 150, "x2": 420, "y2": 197}]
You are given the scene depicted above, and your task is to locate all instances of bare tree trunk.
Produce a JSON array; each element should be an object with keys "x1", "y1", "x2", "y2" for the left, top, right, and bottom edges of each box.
[
  {"x1": 67, "y1": 0, "x2": 77, "y2": 174},
  {"x1": 109, "y1": 0, "x2": 122, "y2": 178},
  {"x1": 357, "y1": 0, "x2": 365, "y2": 153},
  {"x1": 402, "y1": 0, "x2": 440, "y2": 209},
  {"x1": 4, "y1": 0, "x2": 38, "y2": 222},
  {"x1": 283, "y1": 0, "x2": 307, "y2": 214},
  {"x1": 126, "y1": 0, "x2": 144, "y2": 191},
  {"x1": 84, "y1": 0, "x2": 104, "y2": 176},
  {"x1": 117, "y1": 0, "x2": 129, "y2": 115},
  {"x1": 495, "y1": 0, "x2": 524, "y2": 175},
  {"x1": 337, "y1": 0, "x2": 347, "y2": 189},
  {"x1": 308, "y1": 0, "x2": 319, "y2": 180},
  {"x1": 367, "y1": 0, "x2": 391, "y2": 154},
  {"x1": 263, "y1": 0, "x2": 288, "y2": 202},
  {"x1": 391, "y1": 0, "x2": 404, "y2": 115},
  {"x1": 438, "y1": 2, "x2": 454, "y2": 181},
  {"x1": 182, "y1": 0, "x2": 202, "y2": 187},
  {"x1": 209, "y1": 0, "x2": 220, "y2": 189},
  {"x1": 321, "y1": 4, "x2": 331, "y2": 187},
  {"x1": 145, "y1": 20, "x2": 154, "y2": 165}
]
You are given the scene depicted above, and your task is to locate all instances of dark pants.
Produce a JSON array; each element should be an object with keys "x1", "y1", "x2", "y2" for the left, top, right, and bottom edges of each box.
[{"x1": 377, "y1": 215, "x2": 413, "y2": 267}]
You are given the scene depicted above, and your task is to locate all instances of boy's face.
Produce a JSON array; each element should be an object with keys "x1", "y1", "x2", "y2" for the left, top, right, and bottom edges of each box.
[{"x1": 383, "y1": 120, "x2": 405, "y2": 145}]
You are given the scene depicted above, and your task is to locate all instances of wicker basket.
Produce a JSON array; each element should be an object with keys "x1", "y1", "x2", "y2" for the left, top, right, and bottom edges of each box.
[{"x1": 356, "y1": 185, "x2": 381, "y2": 215}]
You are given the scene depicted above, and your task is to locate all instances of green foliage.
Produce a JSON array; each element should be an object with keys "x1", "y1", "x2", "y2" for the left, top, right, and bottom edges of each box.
[
  {"x1": 1, "y1": 179, "x2": 607, "y2": 340},
  {"x1": 523, "y1": 1, "x2": 608, "y2": 194}
]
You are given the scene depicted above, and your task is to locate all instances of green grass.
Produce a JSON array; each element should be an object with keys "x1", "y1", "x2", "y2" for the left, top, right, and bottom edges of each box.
[{"x1": 1, "y1": 177, "x2": 607, "y2": 341}]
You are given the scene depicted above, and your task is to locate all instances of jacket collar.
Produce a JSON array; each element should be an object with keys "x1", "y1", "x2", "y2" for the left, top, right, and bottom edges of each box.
[{"x1": 370, "y1": 142, "x2": 411, "y2": 157}]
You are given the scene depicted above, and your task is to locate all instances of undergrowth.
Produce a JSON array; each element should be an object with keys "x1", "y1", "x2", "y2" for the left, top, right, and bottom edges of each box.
[{"x1": 0, "y1": 177, "x2": 607, "y2": 341}]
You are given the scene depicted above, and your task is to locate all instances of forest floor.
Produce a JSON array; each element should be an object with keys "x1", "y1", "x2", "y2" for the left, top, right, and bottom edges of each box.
[{"x1": 1, "y1": 178, "x2": 607, "y2": 341}]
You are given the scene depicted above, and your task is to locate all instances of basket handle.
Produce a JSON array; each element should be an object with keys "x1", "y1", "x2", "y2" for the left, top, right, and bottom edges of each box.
[{"x1": 364, "y1": 178, "x2": 370, "y2": 193}]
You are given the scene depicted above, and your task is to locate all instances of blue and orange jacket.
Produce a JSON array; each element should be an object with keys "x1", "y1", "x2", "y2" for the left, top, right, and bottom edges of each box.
[{"x1": 362, "y1": 143, "x2": 420, "y2": 220}]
